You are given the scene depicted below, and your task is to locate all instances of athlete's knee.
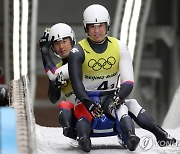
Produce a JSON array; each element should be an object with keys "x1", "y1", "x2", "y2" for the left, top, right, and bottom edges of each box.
[
  {"x1": 58, "y1": 101, "x2": 74, "y2": 110},
  {"x1": 126, "y1": 99, "x2": 137, "y2": 104},
  {"x1": 125, "y1": 99, "x2": 142, "y2": 117},
  {"x1": 116, "y1": 104, "x2": 129, "y2": 120},
  {"x1": 74, "y1": 103, "x2": 93, "y2": 122},
  {"x1": 125, "y1": 99, "x2": 140, "y2": 108}
]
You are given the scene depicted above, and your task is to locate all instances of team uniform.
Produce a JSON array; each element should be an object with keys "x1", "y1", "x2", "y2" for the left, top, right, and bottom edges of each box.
[
  {"x1": 68, "y1": 36, "x2": 176, "y2": 151},
  {"x1": 39, "y1": 23, "x2": 77, "y2": 140},
  {"x1": 72, "y1": 36, "x2": 135, "y2": 119},
  {"x1": 78, "y1": 37, "x2": 139, "y2": 140},
  {"x1": 68, "y1": 4, "x2": 176, "y2": 152},
  {"x1": 68, "y1": 36, "x2": 141, "y2": 152}
]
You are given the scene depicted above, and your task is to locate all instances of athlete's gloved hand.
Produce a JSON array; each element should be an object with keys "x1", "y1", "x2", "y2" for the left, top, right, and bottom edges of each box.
[
  {"x1": 108, "y1": 95, "x2": 122, "y2": 113},
  {"x1": 102, "y1": 94, "x2": 123, "y2": 115},
  {"x1": 39, "y1": 28, "x2": 50, "y2": 49},
  {"x1": 88, "y1": 102, "x2": 103, "y2": 118},
  {"x1": 55, "y1": 72, "x2": 67, "y2": 88},
  {"x1": 112, "y1": 95, "x2": 122, "y2": 108}
]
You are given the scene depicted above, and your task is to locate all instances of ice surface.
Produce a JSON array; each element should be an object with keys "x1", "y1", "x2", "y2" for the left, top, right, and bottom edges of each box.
[{"x1": 36, "y1": 124, "x2": 180, "y2": 154}]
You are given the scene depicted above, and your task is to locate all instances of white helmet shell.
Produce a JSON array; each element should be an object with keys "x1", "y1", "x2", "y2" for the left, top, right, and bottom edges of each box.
[
  {"x1": 48, "y1": 23, "x2": 76, "y2": 44},
  {"x1": 83, "y1": 4, "x2": 110, "y2": 29}
]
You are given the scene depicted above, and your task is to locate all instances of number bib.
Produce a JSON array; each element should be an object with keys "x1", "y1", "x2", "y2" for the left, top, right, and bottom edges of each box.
[{"x1": 79, "y1": 37, "x2": 120, "y2": 92}]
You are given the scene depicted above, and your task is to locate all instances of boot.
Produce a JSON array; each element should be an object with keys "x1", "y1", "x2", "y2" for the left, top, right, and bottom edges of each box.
[
  {"x1": 78, "y1": 136, "x2": 91, "y2": 152},
  {"x1": 130, "y1": 108, "x2": 176, "y2": 146},
  {"x1": 126, "y1": 130, "x2": 140, "y2": 151},
  {"x1": 59, "y1": 109, "x2": 77, "y2": 139},
  {"x1": 63, "y1": 123, "x2": 77, "y2": 140},
  {"x1": 76, "y1": 118, "x2": 91, "y2": 152},
  {"x1": 154, "y1": 125, "x2": 176, "y2": 147},
  {"x1": 120, "y1": 115, "x2": 140, "y2": 151}
]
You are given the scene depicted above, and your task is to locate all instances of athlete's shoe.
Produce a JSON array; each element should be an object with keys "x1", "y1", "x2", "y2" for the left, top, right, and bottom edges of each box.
[
  {"x1": 63, "y1": 126, "x2": 77, "y2": 140},
  {"x1": 78, "y1": 136, "x2": 91, "y2": 152},
  {"x1": 126, "y1": 131, "x2": 140, "y2": 151},
  {"x1": 155, "y1": 126, "x2": 176, "y2": 147}
]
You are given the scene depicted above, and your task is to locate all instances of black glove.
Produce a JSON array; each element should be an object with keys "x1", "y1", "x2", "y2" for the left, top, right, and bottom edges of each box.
[
  {"x1": 85, "y1": 100, "x2": 103, "y2": 118},
  {"x1": 89, "y1": 102, "x2": 104, "y2": 118},
  {"x1": 39, "y1": 28, "x2": 50, "y2": 49},
  {"x1": 102, "y1": 94, "x2": 123, "y2": 115}
]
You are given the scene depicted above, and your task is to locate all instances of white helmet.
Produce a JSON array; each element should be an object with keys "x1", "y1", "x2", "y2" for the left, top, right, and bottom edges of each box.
[
  {"x1": 83, "y1": 4, "x2": 110, "y2": 32},
  {"x1": 48, "y1": 23, "x2": 76, "y2": 45}
]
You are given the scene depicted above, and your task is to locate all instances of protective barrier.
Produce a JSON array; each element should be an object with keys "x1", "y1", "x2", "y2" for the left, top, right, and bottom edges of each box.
[{"x1": 9, "y1": 75, "x2": 36, "y2": 154}]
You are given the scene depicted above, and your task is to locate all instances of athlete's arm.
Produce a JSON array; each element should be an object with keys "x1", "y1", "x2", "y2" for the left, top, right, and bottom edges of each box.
[
  {"x1": 48, "y1": 79, "x2": 61, "y2": 104},
  {"x1": 41, "y1": 44, "x2": 58, "y2": 71},
  {"x1": 116, "y1": 41, "x2": 134, "y2": 100},
  {"x1": 68, "y1": 45, "x2": 95, "y2": 107}
]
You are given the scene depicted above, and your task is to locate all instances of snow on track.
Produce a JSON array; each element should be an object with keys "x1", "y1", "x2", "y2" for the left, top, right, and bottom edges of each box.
[{"x1": 36, "y1": 124, "x2": 180, "y2": 154}]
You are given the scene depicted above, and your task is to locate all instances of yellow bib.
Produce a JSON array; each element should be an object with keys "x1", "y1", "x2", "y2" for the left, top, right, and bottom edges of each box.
[{"x1": 78, "y1": 37, "x2": 120, "y2": 91}]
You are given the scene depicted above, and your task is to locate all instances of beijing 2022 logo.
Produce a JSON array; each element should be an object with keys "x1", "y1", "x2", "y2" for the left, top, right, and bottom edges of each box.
[{"x1": 88, "y1": 56, "x2": 116, "y2": 71}]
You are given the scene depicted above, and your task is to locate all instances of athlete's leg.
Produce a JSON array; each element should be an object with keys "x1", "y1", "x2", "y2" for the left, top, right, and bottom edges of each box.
[
  {"x1": 126, "y1": 99, "x2": 176, "y2": 146},
  {"x1": 58, "y1": 101, "x2": 77, "y2": 139},
  {"x1": 101, "y1": 94, "x2": 140, "y2": 151},
  {"x1": 74, "y1": 102, "x2": 93, "y2": 152},
  {"x1": 115, "y1": 104, "x2": 140, "y2": 151}
]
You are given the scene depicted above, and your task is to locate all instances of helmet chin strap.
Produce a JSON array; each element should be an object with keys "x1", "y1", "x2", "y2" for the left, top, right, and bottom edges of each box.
[
  {"x1": 53, "y1": 51, "x2": 62, "y2": 59},
  {"x1": 51, "y1": 46, "x2": 62, "y2": 59}
]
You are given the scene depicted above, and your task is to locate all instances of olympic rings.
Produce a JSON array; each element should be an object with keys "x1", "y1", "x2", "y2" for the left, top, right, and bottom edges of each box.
[{"x1": 88, "y1": 56, "x2": 116, "y2": 71}]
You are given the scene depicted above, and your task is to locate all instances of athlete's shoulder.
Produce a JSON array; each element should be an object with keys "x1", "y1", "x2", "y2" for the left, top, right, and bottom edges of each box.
[
  {"x1": 69, "y1": 43, "x2": 85, "y2": 62},
  {"x1": 107, "y1": 36, "x2": 128, "y2": 51},
  {"x1": 118, "y1": 40, "x2": 127, "y2": 46},
  {"x1": 71, "y1": 43, "x2": 83, "y2": 54},
  {"x1": 117, "y1": 40, "x2": 129, "y2": 51},
  {"x1": 108, "y1": 36, "x2": 118, "y2": 41}
]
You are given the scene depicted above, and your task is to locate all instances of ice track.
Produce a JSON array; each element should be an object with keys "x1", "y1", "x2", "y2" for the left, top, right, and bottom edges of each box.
[{"x1": 36, "y1": 124, "x2": 180, "y2": 154}]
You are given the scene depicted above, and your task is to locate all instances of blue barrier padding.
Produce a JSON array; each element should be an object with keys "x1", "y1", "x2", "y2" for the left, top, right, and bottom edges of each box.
[{"x1": 0, "y1": 107, "x2": 18, "y2": 154}]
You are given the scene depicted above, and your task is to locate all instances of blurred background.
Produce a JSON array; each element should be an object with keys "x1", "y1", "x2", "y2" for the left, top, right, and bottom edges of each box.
[{"x1": 0, "y1": 0, "x2": 179, "y2": 127}]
